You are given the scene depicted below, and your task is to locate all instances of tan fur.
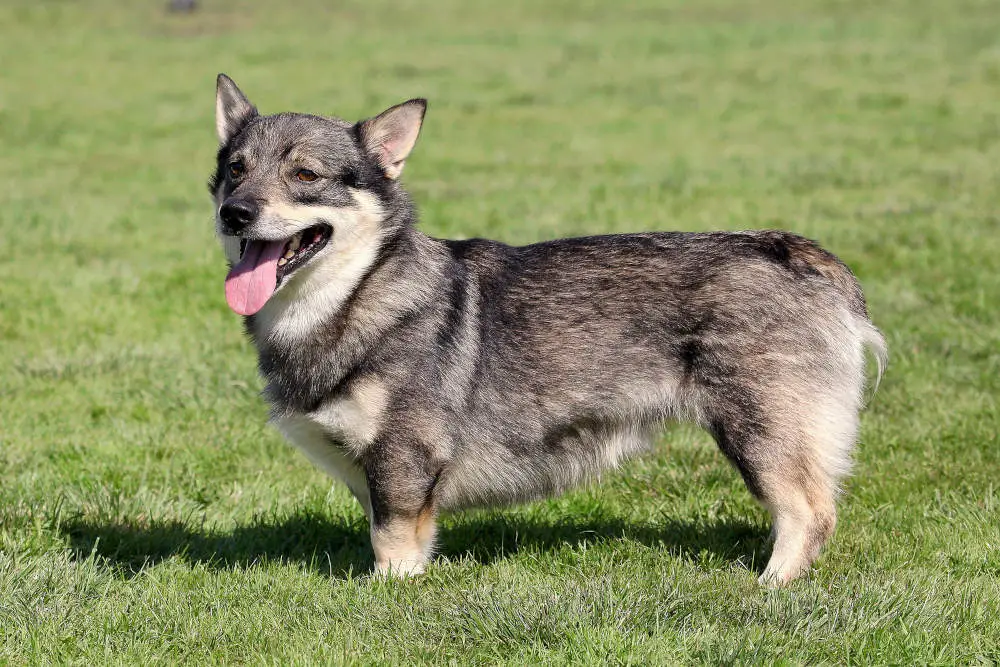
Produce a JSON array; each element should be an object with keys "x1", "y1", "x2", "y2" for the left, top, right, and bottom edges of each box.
[
  {"x1": 371, "y1": 512, "x2": 434, "y2": 576},
  {"x1": 310, "y1": 378, "x2": 389, "y2": 455}
]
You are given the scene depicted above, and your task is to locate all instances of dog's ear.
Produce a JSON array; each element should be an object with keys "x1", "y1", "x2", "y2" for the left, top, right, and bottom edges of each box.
[
  {"x1": 357, "y1": 99, "x2": 427, "y2": 179},
  {"x1": 215, "y1": 74, "x2": 258, "y2": 144}
]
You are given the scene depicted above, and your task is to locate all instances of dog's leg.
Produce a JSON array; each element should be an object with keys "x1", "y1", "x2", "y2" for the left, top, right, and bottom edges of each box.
[
  {"x1": 365, "y1": 438, "x2": 440, "y2": 578},
  {"x1": 707, "y1": 393, "x2": 855, "y2": 587},
  {"x1": 369, "y1": 505, "x2": 437, "y2": 577},
  {"x1": 755, "y1": 473, "x2": 837, "y2": 586}
]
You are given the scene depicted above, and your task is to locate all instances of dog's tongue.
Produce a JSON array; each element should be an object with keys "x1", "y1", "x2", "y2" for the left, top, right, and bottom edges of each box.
[{"x1": 224, "y1": 240, "x2": 286, "y2": 316}]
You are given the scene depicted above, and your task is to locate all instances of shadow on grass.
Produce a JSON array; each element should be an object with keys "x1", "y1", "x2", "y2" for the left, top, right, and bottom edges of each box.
[
  {"x1": 61, "y1": 508, "x2": 766, "y2": 579},
  {"x1": 61, "y1": 509, "x2": 373, "y2": 578},
  {"x1": 439, "y1": 511, "x2": 766, "y2": 572}
]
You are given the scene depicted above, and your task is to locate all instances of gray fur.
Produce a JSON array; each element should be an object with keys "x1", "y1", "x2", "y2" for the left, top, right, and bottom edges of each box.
[{"x1": 209, "y1": 75, "x2": 886, "y2": 584}]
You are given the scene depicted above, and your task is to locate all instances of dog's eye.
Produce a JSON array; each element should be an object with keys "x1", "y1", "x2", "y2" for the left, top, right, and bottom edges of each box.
[
  {"x1": 296, "y1": 169, "x2": 319, "y2": 182},
  {"x1": 228, "y1": 161, "x2": 244, "y2": 179}
]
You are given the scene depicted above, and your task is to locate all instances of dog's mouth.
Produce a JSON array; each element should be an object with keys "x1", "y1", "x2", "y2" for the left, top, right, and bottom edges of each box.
[{"x1": 224, "y1": 224, "x2": 333, "y2": 316}]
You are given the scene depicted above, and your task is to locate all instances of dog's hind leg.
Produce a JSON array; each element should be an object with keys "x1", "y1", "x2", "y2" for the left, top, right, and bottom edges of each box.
[
  {"x1": 754, "y1": 466, "x2": 838, "y2": 586},
  {"x1": 707, "y1": 390, "x2": 857, "y2": 586}
]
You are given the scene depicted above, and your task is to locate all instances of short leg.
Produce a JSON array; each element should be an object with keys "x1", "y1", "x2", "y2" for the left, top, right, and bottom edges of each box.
[
  {"x1": 756, "y1": 480, "x2": 836, "y2": 586},
  {"x1": 709, "y1": 403, "x2": 852, "y2": 586},
  {"x1": 364, "y1": 435, "x2": 441, "y2": 578},
  {"x1": 370, "y1": 506, "x2": 437, "y2": 577}
]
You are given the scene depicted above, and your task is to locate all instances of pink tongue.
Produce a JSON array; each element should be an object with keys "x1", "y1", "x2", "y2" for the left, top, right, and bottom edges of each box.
[{"x1": 224, "y1": 240, "x2": 287, "y2": 316}]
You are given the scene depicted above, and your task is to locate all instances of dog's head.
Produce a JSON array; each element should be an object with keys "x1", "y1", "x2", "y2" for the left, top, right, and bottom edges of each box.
[{"x1": 209, "y1": 74, "x2": 426, "y2": 316}]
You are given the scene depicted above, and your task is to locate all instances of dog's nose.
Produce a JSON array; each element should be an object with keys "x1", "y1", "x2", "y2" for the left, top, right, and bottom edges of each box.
[{"x1": 219, "y1": 198, "x2": 259, "y2": 232}]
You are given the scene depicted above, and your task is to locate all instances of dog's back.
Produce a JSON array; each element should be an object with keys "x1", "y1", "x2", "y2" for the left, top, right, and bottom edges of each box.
[{"x1": 430, "y1": 232, "x2": 885, "y2": 587}]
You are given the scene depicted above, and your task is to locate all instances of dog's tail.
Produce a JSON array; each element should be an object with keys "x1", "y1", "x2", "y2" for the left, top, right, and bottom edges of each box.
[
  {"x1": 784, "y1": 234, "x2": 887, "y2": 395},
  {"x1": 813, "y1": 252, "x2": 887, "y2": 397},
  {"x1": 858, "y1": 319, "x2": 887, "y2": 395}
]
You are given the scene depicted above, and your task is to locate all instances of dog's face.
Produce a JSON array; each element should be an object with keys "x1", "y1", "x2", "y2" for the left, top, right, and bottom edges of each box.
[{"x1": 210, "y1": 74, "x2": 426, "y2": 316}]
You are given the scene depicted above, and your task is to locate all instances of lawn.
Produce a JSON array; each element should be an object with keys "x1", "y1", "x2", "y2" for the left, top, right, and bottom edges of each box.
[{"x1": 1, "y1": 0, "x2": 998, "y2": 663}]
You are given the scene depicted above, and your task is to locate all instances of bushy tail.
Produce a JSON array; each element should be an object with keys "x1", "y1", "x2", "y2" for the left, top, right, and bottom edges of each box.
[
  {"x1": 765, "y1": 232, "x2": 887, "y2": 398},
  {"x1": 787, "y1": 236, "x2": 886, "y2": 396},
  {"x1": 859, "y1": 320, "x2": 888, "y2": 397}
]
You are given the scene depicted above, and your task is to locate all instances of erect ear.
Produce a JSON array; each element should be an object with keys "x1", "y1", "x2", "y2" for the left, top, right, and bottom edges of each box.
[
  {"x1": 215, "y1": 73, "x2": 257, "y2": 144},
  {"x1": 357, "y1": 99, "x2": 427, "y2": 179}
]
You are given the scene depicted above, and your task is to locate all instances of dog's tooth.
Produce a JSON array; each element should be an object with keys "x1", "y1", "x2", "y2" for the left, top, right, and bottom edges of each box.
[
  {"x1": 278, "y1": 258, "x2": 287, "y2": 267},
  {"x1": 284, "y1": 249, "x2": 295, "y2": 259}
]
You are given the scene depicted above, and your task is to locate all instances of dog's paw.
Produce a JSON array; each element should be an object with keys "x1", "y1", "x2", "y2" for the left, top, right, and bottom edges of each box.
[
  {"x1": 757, "y1": 569, "x2": 789, "y2": 588},
  {"x1": 374, "y1": 559, "x2": 426, "y2": 579},
  {"x1": 758, "y1": 561, "x2": 811, "y2": 588}
]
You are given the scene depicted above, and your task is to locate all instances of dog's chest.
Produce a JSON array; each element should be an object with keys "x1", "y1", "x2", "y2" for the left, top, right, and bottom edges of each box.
[{"x1": 269, "y1": 392, "x2": 382, "y2": 511}]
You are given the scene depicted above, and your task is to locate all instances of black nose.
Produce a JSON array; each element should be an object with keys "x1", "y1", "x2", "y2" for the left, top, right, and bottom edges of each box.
[{"x1": 219, "y1": 198, "x2": 259, "y2": 232}]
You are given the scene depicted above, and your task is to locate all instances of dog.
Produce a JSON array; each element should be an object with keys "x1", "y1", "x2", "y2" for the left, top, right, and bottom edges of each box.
[{"x1": 209, "y1": 74, "x2": 886, "y2": 585}]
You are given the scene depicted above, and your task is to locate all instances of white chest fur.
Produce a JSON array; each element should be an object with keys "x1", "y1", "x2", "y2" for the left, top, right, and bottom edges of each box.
[{"x1": 271, "y1": 393, "x2": 381, "y2": 519}]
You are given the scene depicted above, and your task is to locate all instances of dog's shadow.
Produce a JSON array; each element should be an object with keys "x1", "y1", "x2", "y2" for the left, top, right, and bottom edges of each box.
[
  {"x1": 61, "y1": 507, "x2": 766, "y2": 579},
  {"x1": 61, "y1": 510, "x2": 372, "y2": 578}
]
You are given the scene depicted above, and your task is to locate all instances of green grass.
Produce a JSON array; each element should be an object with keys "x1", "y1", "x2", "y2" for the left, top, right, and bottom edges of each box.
[{"x1": 2, "y1": 0, "x2": 999, "y2": 663}]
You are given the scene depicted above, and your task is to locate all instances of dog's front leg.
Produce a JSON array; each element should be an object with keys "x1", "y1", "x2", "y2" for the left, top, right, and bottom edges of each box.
[
  {"x1": 365, "y1": 444, "x2": 440, "y2": 578},
  {"x1": 369, "y1": 507, "x2": 437, "y2": 577}
]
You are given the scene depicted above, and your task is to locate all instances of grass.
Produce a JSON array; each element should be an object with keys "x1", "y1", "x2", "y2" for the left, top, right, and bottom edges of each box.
[{"x1": 1, "y1": 0, "x2": 999, "y2": 662}]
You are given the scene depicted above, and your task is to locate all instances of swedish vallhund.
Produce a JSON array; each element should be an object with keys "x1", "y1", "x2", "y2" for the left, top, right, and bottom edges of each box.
[{"x1": 209, "y1": 74, "x2": 885, "y2": 585}]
